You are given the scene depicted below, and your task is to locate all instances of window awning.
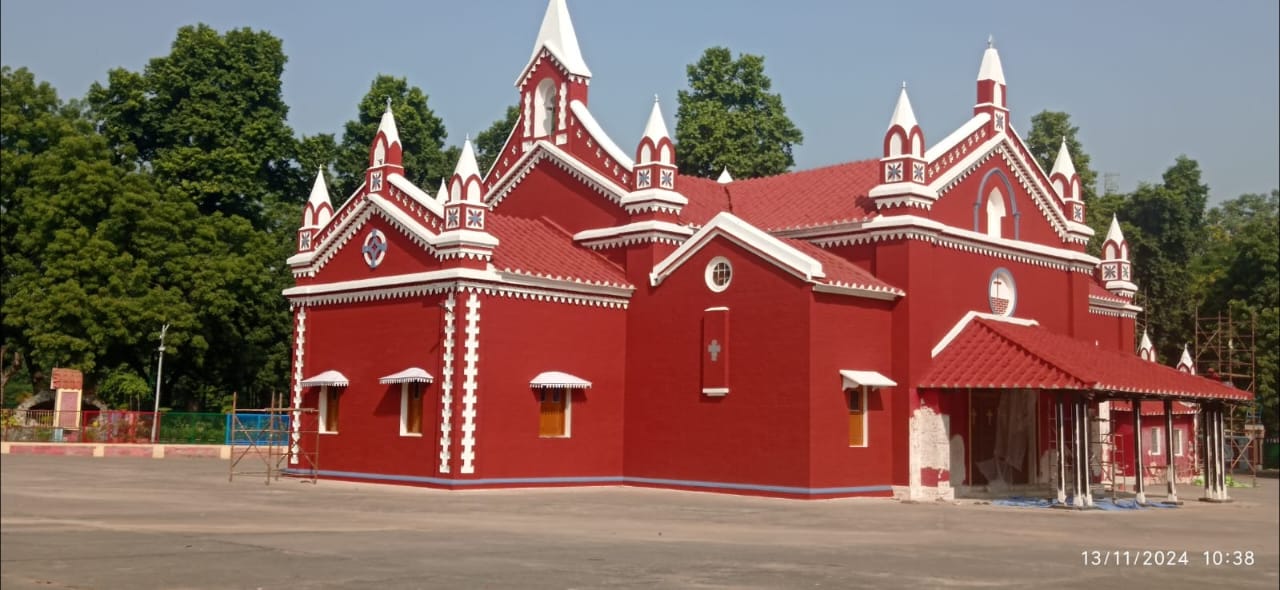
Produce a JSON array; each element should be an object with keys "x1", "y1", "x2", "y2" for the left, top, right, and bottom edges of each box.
[
  {"x1": 840, "y1": 370, "x2": 897, "y2": 389},
  {"x1": 530, "y1": 371, "x2": 592, "y2": 389},
  {"x1": 300, "y1": 370, "x2": 349, "y2": 387},
  {"x1": 378, "y1": 367, "x2": 434, "y2": 384},
  {"x1": 920, "y1": 317, "x2": 1251, "y2": 401}
]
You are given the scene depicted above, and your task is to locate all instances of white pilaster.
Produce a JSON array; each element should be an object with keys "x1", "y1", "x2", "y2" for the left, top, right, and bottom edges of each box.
[
  {"x1": 290, "y1": 307, "x2": 306, "y2": 464},
  {"x1": 459, "y1": 292, "x2": 481, "y2": 474},
  {"x1": 438, "y1": 293, "x2": 456, "y2": 473}
]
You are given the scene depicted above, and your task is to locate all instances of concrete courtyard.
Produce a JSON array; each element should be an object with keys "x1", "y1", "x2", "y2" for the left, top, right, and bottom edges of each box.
[{"x1": 2, "y1": 455, "x2": 1276, "y2": 589}]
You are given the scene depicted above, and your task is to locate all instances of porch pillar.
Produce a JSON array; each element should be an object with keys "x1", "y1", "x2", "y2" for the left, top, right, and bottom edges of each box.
[
  {"x1": 1072, "y1": 397, "x2": 1093, "y2": 508},
  {"x1": 1163, "y1": 400, "x2": 1178, "y2": 503},
  {"x1": 1055, "y1": 393, "x2": 1066, "y2": 504},
  {"x1": 1201, "y1": 404, "x2": 1230, "y2": 502},
  {"x1": 1132, "y1": 402, "x2": 1146, "y2": 504},
  {"x1": 1202, "y1": 405, "x2": 1214, "y2": 500},
  {"x1": 1215, "y1": 406, "x2": 1230, "y2": 501}
]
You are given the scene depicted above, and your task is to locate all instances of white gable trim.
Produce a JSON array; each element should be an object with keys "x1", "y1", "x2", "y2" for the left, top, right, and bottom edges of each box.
[
  {"x1": 932, "y1": 311, "x2": 1039, "y2": 358},
  {"x1": 925, "y1": 114, "x2": 990, "y2": 162},
  {"x1": 387, "y1": 173, "x2": 443, "y2": 218},
  {"x1": 574, "y1": 220, "x2": 695, "y2": 245},
  {"x1": 289, "y1": 195, "x2": 439, "y2": 277},
  {"x1": 568, "y1": 101, "x2": 635, "y2": 170},
  {"x1": 651, "y1": 212, "x2": 825, "y2": 287},
  {"x1": 485, "y1": 141, "x2": 629, "y2": 210}
]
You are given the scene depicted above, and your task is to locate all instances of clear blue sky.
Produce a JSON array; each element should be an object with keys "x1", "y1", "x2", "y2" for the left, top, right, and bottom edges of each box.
[{"x1": 3, "y1": 0, "x2": 1277, "y2": 202}]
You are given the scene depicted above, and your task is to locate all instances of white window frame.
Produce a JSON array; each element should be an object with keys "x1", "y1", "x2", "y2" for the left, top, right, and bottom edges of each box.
[
  {"x1": 1149, "y1": 426, "x2": 1161, "y2": 455},
  {"x1": 319, "y1": 385, "x2": 338, "y2": 434},
  {"x1": 1173, "y1": 427, "x2": 1184, "y2": 456},
  {"x1": 400, "y1": 383, "x2": 424, "y2": 437},
  {"x1": 705, "y1": 256, "x2": 733, "y2": 293}
]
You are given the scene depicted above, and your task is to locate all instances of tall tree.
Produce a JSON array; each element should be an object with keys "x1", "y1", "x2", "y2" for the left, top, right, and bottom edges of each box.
[
  {"x1": 474, "y1": 105, "x2": 519, "y2": 175},
  {"x1": 675, "y1": 47, "x2": 803, "y2": 179},
  {"x1": 86, "y1": 24, "x2": 297, "y2": 226},
  {"x1": 1025, "y1": 110, "x2": 1112, "y2": 253},
  {"x1": 333, "y1": 75, "x2": 457, "y2": 202}
]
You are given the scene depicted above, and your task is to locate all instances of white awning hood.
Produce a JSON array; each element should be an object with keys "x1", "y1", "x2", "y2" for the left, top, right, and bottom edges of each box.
[
  {"x1": 530, "y1": 371, "x2": 592, "y2": 389},
  {"x1": 300, "y1": 370, "x2": 349, "y2": 387},
  {"x1": 379, "y1": 367, "x2": 433, "y2": 384},
  {"x1": 839, "y1": 370, "x2": 896, "y2": 389}
]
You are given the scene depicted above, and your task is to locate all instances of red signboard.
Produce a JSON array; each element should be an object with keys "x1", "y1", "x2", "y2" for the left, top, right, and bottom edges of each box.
[
  {"x1": 55, "y1": 389, "x2": 83, "y2": 430},
  {"x1": 51, "y1": 367, "x2": 84, "y2": 390},
  {"x1": 701, "y1": 307, "x2": 730, "y2": 396}
]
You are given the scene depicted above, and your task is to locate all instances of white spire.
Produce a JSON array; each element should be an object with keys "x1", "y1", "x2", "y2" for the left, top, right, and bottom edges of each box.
[
  {"x1": 308, "y1": 168, "x2": 331, "y2": 208},
  {"x1": 454, "y1": 137, "x2": 481, "y2": 181},
  {"x1": 888, "y1": 83, "x2": 918, "y2": 131},
  {"x1": 1105, "y1": 214, "x2": 1126, "y2": 251},
  {"x1": 377, "y1": 103, "x2": 401, "y2": 147},
  {"x1": 716, "y1": 167, "x2": 734, "y2": 184},
  {"x1": 978, "y1": 36, "x2": 1006, "y2": 84},
  {"x1": 1138, "y1": 330, "x2": 1155, "y2": 361},
  {"x1": 1050, "y1": 137, "x2": 1076, "y2": 179},
  {"x1": 642, "y1": 95, "x2": 669, "y2": 142},
  {"x1": 524, "y1": 0, "x2": 591, "y2": 80},
  {"x1": 436, "y1": 177, "x2": 449, "y2": 202},
  {"x1": 1177, "y1": 345, "x2": 1195, "y2": 374}
]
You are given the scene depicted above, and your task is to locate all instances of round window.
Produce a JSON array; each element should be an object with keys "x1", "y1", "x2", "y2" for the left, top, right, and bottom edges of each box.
[{"x1": 705, "y1": 257, "x2": 733, "y2": 292}]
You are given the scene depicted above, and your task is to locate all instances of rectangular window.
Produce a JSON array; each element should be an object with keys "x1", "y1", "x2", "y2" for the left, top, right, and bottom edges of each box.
[
  {"x1": 320, "y1": 386, "x2": 340, "y2": 434},
  {"x1": 401, "y1": 383, "x2": 423, "y2": 436},
  {"x1": 847, "y1": 388, "x2": 866, "y2": 447},
  {"x1": 1149, "y1": 426, "x2": 1161, "y2": 455},
  {"x1": 538, "y1": 387, "x2": 568, "y2": 437},
  {"x1": 1173, "y1": 428, "x2": 1184, "y2": 456}
]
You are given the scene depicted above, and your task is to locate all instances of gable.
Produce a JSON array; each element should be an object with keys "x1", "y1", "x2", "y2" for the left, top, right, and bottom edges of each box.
[
  {"x1": 488, "y1": 151, "x2": 629, "y2": 235},
  {"x1": 309, "y1": 213, "x2": 442, "y2": 284}
]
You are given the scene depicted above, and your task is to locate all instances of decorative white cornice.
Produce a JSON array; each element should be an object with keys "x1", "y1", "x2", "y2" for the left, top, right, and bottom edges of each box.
[
  {"x1": 289, "y1": 194, "x2": 440, "y2": 278},
  {"x1": 652, "y1": 212, "x2": 826, "y2": 286},
  {"x1": 621, "y1": 187, "x2": 688, "y2": 208},
  {"x1": 574, "y1": 220, "x2": 694, "y2": 244},
  {"x1": 283, "y1": 267, "x2": 631, "y2": 310},
  {"x1": 569, "y1": 101, "x2": 634, "y2": 170},
  {"x1": 495, "y1": 268, "x2": 633, "y2": 294},
  {"x1": 486, "y1": 141, "x2": 628, "y2": 210},
  {"x1": 387, "y1": 173, "x2": 443, "y2": 218},
  {"x1": 812, "y1": 282, "x2": 903, "y2": 301}
]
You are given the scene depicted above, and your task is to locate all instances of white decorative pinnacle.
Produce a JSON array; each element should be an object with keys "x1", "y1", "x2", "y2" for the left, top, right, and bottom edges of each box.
[
  {"x1": 377, "y1": 103, "x2": 401, "y2": 147},
  {"x1": 454, "y1": 137, "x2": 481, "y2": 184},
  {"x1": 308, "y1": 168, "x2": 331, "y2": 208},
  {"x1": 978, "y1": 36, "x2": 1006, "y2": 84},
  {"x1": 888, "y1": 83, "x2": 918, "y2": 131},
  {"x1": 1050, "y1": 138, "x2": 1076, "y2": 179},
  {"x1": 1138, "y1": 329, "x2": 1155, "y2": 361},
  {"x1": 525, "y1": 0, "x2": 591, "y2": 79},
  {"x1": 436, "y1": 177, "x2": 449, "y2": 202},
  {"x1": 1177, "y1": 345, "x2": 1195, "y2": 374},
  {"x1": 642, "y1": 95, "x2": 670, "y2": 142},
  {"x1": 717, "y1": 167, "x2": 734, "y2": 184},
  {"x1": 1104, "y1": 214, "x2": 1126, "y2": 254}
]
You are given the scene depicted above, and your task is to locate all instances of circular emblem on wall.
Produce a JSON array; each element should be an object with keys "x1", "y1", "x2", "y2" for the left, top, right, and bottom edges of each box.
[
  {"x1": 362, "y1": 229, "x2": 387, "y2": 269},
  {"x1": 988, "y1": 268, "x2": 1016, "y2": 316}
]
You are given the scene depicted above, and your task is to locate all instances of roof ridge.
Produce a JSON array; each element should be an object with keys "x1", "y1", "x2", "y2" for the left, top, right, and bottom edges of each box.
[{"x1": 726, "y1": 158, "x2": 880, "y2": 186}]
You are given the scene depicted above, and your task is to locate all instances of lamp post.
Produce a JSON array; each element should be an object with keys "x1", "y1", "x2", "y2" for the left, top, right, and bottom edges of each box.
[{"x1": 149, "y1": 323, "x2": 170, "y2": 443}]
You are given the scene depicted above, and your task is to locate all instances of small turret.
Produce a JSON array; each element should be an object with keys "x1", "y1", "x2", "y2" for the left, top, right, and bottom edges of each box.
[
  {"x1": 367, "y1": 102, "x2": 404, "y2": 194},
  {"x1": 517, "y1": 0, "x2": 591, "y2": 142},
  {"x1": 1176, "y1": 345, "x2": 1195, "y2": 374},
  {"x1": 438, "y1": 138, "x2": 498, "y2": 269},
  {"x1": 297, "y1": 169, "x2": 332, "y2": 253},
  {"x1": 868, "y1": 83, "x2": 935, "y2": 209},
  {"x1": 1049, "y1": 138, "x2": 1086, "y2": 223},
  {"x1": 716, "y1": 167, "x2": 733, "y2": 184},
  {"x1": 1137, "y1": 329, "x2": 1155, "y2": 362},
  {"x1": 1097, "y1": 215, "x2": 1136, "y2": 299},
  {"x1": 622, "y1": 96, "x2": 686, "y2": 220},
  {"x1": 975, "y1": 36, "x2": 1009, "y2": 133}
]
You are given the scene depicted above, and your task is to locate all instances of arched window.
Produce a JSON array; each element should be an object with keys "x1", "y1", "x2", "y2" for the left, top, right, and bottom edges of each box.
[
  {"x1": 888, "y1": 133, "x2": 903, "y2": 157},
  {"x1": 985, "y1": 187, "x2": 1006, "y2": 238},
  {"x1": 534, "y1": 79, "x2": 557, "y2": 138}
]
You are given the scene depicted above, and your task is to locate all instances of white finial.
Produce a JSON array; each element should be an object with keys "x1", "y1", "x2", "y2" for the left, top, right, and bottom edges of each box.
[
  {"x1": 436, "y1": 177, "x2": 449, "y2": 202},
  {"x1": 1138, "y1": 329, "x2": 1155, "y2": 361},
  {"x1": 978, "y1": 37, "x2": 1006, "y2": 84},
  {"x1": 1177, "y1": 345, "x2": 1195, "y2": 374},
  {"x1": 1050, "y1": 137, "x2": 1077, "y2": 179},
  {"x1": 377, "y1": 104, "x2": 401, "y2": 147},
  {"x1": 642, "y1": 96, "x2": 669, "y2": 143},
  {"x1": 1104, "y1": 214, "x2": 1126, "y2": 251},
  {"x1": 901, "y1": 80, "x2": 907, "y2": 90},
  {"x1": 519, "y1": 0, "x2": 591, "y2": 85},
  {"x1": 308, "y1": 168, "x2": 331, "y2": 208},
  {"x1": 385, "y1": 96, "x2": 392, "y2": 111},
  {"x1": 987, "y1": 34, "x2": 994, "y2": 48},
  {"x1": 454, "y1": 137, "x2": 480, "y2": 180},
  {"x1": 716, "y1": 167, "x2": 733, "y2": 184},
  {"x1": 887, "y1": 83, "x2": 918, "y2": 131}
]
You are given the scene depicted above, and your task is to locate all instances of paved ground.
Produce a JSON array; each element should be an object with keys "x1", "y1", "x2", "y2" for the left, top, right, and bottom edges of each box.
[{"x1": 2, "y1": 455, "x2": 1276, "y2": 589}]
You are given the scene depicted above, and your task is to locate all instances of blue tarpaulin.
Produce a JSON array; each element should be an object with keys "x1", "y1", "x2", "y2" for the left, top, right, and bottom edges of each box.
[{"x1": 991, "y1": 496, "x2": 1178, "y2": 510}]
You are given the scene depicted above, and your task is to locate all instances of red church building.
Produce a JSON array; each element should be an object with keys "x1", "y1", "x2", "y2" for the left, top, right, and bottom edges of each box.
[{"x1": 283, "y1": 0, "x2": 1249, "y2": 505}]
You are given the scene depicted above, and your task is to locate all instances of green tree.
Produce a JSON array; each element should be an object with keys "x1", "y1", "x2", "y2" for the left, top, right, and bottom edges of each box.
[
  {"x1": 334, "y1": 75, "x2": 458, "y2": 202},
  {"x1": 675, "y1": 47, "x2": 803, "y2": 179},
  {"x1": 474, "y1": 105, "x2": 519, "y2": 176},
  {"x1": 86, "y1": 24, "x2": 297, "y2": 226}
]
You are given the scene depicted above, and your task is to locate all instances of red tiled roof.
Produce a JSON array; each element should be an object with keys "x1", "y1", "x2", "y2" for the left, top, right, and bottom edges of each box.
[
  {"x1": 785, "y1": 239, "x2": 903, "y2": 295},
  {"x1": 724, "y1": 160, "x2": 881, "y2": 231},
  {"x1": 1087, "y1": 281, "x2": 1129, "y2": 303},
  {"x1": 920, "y1": 318, "x2": 1252, "y2": 401},
  {"x1": 1111, "y1": 400, "x2": 1199, "y2": 415},
  {"x1": 678, "y1": 176, "x2": 730, "y2": 226},
  {"x1": 675, "y1": 160, "x2": 880, "y2": 230},
  {"x1": 486, "y1": 214, "x2": 631, "y2": 288}
]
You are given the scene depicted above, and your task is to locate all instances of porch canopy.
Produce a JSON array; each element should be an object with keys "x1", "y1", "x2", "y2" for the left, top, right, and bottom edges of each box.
[
  {"x1": 379, "y1": 367, "x2": 433, "y2": 384},
  {"x1": 919, "y1": 317, "x2": 1249, "y2": 401},
  {"x1": 299, "y1": 370, "x2": 349, "y2": 388},
  {"x1": 839, "y1": 370, "x2": 896, "y2": 389},
  {"x1": 530, "y1": 371, "x2": 592, "y2": 389}
]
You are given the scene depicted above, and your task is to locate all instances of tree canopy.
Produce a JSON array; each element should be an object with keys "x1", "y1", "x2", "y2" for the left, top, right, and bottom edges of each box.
[{"x1": 674, "y1": 47, "x2": 803, "y2": 179}]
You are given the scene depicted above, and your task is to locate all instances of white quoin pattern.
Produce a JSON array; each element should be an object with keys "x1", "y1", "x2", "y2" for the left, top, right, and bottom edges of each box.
[{"x1": 1098, "y1": 215, "x2": 1136, "y2": 299}]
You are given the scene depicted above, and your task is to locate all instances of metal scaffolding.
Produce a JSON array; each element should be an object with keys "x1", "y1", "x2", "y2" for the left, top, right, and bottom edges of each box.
[{"x1": 228, "y1": 392, "x2": 319, "y2": 484}]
